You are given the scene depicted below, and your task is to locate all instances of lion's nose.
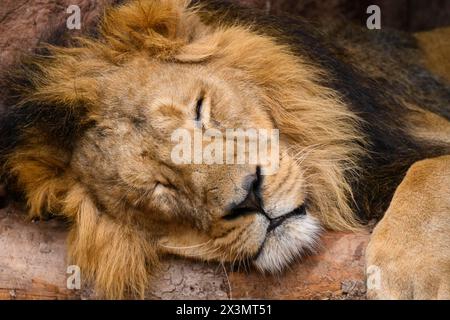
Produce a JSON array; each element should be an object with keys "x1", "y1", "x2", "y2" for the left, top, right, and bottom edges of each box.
[{"x1": 223, "y1": 166, "x2": 263, "y2": 220}]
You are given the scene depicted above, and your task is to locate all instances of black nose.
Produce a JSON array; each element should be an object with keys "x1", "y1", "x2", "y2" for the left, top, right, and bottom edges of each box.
[{"x1": 223, "y1": 166, "x2": 263, "y2": 220}]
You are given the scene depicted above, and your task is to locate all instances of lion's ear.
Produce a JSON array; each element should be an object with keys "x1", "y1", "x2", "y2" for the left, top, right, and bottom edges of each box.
[
  {"x1": 100, "y1": 0, "x2": 200, "y2": 57},
  {"x1": 19, "y1": 50, "x2": 103, "y2": 112}
]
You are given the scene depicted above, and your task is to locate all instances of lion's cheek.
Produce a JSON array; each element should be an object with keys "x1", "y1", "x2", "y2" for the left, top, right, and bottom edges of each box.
[{"x1": 158, "y1": 214, "x2": 269, "y2": 262}]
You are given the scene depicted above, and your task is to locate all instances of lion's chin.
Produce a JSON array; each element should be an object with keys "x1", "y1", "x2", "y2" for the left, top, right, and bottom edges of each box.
[{"x1": 253, "y1": 214, "x2": 322, "y2": 273}]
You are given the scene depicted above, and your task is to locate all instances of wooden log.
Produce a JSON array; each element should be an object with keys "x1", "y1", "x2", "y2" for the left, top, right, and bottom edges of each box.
[
  {"x1": 229, "y1": 233, "x2": 369, "y2": 299},
  {"x1": 0, "y1": 204, "x2": 369, "y2": 299}
]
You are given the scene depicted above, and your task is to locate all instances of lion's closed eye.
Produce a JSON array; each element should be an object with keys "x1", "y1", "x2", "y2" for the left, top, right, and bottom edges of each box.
[
  {"x1": 153, "y1": 181, "x2": 178, "y2": 194},
  {"x1": 193, "y1": 91, "x2": 211, "y2": 127},
  {"x1": 195, "y1": 95, "x2": 204, "y2": 121}
]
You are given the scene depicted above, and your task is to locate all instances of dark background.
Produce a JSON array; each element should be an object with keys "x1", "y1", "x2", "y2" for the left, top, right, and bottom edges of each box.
[{"x1": 233, "y1": 0, "x2": 450, "y2": 32}]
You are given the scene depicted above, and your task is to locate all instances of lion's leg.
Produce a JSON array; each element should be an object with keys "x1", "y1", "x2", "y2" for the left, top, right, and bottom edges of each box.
[{"x1": 366, "y1": 155, "x2": 450, "y2": 299}]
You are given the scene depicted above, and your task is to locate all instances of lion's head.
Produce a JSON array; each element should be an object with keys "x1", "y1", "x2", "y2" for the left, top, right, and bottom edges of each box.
[{"x1": 2, "y1": 0, "x2": 365, "y2": 298}]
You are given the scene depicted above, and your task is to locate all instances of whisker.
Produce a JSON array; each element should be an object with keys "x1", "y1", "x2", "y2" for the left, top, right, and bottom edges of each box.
[
  {"x1": 221, "y1": 262, "x2": 232, "y2": 300},
  {"x1": 158, "y1": 240, "x2": 211, "y2": 250}
]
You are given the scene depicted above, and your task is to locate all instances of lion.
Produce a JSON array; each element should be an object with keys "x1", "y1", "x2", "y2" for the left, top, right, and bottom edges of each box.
[{"x1": 0, "y1": 0, "x2": 449, "y2": 299}]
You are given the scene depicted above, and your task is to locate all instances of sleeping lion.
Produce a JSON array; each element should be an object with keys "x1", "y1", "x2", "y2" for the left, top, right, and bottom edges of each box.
[{"x1": 0, "y1": 0, "x2": 449, "y2": 299}]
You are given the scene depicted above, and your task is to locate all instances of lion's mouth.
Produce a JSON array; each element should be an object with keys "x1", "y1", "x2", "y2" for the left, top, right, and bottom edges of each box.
[
  {"x1": 222, "y1": 168, "x2": 319, "y2": 272},
  {"x1": 252, "y1": 204, "x2": 308, "y2": 259},
  {"x1": 266, "y1": 204, "x2": 306, "y2": 232},
  {"x1": 224, "y1": 193, "x2": 307, "y2": 233},
  {"x1": 252, "y1": 211, "x2": 321, "y2": 273},
  {"x1": 223, "y1": 166, "x2": 307, "y2": 229}
]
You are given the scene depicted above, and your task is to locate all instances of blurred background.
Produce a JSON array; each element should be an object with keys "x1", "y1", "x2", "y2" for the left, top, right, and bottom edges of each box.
[{"x1": 232, "y1": 0, "x2": 450, "y2": 32}]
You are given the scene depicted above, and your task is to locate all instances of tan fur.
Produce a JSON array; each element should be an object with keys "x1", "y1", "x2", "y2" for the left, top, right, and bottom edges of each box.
[
  {"x1": 364, "y1": 30, "x2": 450, "y2": 298},
  {"x1": 415, "y1": 27, "x2": 450, "y2": 83},
  {"x1": 406, "y1": 103, "x2": 450, "y2": 145},
  {"x1": 64, "y1": 184, "x2": 158, "y2": 299},
  {"x1": 5, "y1": 0, "x2": 449, "y2": 299},
  {"x1": 4, "y1": 0, "x2": 367, "y2": 298},
  {"x1": 410, "y1": 28, "x2": 450, "y2": 144},
  {"x1": 366, "y1": 156, "x2": 450, "y2": 299}
]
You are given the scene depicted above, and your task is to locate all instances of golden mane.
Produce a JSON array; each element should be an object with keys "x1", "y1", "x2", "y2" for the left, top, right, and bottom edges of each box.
[{"x1": 3, "y1": 0, "x2": 366, "y2": 298}]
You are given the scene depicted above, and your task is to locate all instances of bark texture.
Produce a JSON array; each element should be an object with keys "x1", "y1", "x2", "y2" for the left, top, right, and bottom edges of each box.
[{"x1": 0, "y1": 205, "x2": 369, "y2": 299}]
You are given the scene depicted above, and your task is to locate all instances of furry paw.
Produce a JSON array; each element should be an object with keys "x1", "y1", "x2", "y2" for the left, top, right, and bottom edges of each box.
[
  {"x1": 366, "y1": 246, "x2": 450, "y2": 299},
  {"x1": 366, "y1": 157, "x2": 450, "y2": 300}
]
